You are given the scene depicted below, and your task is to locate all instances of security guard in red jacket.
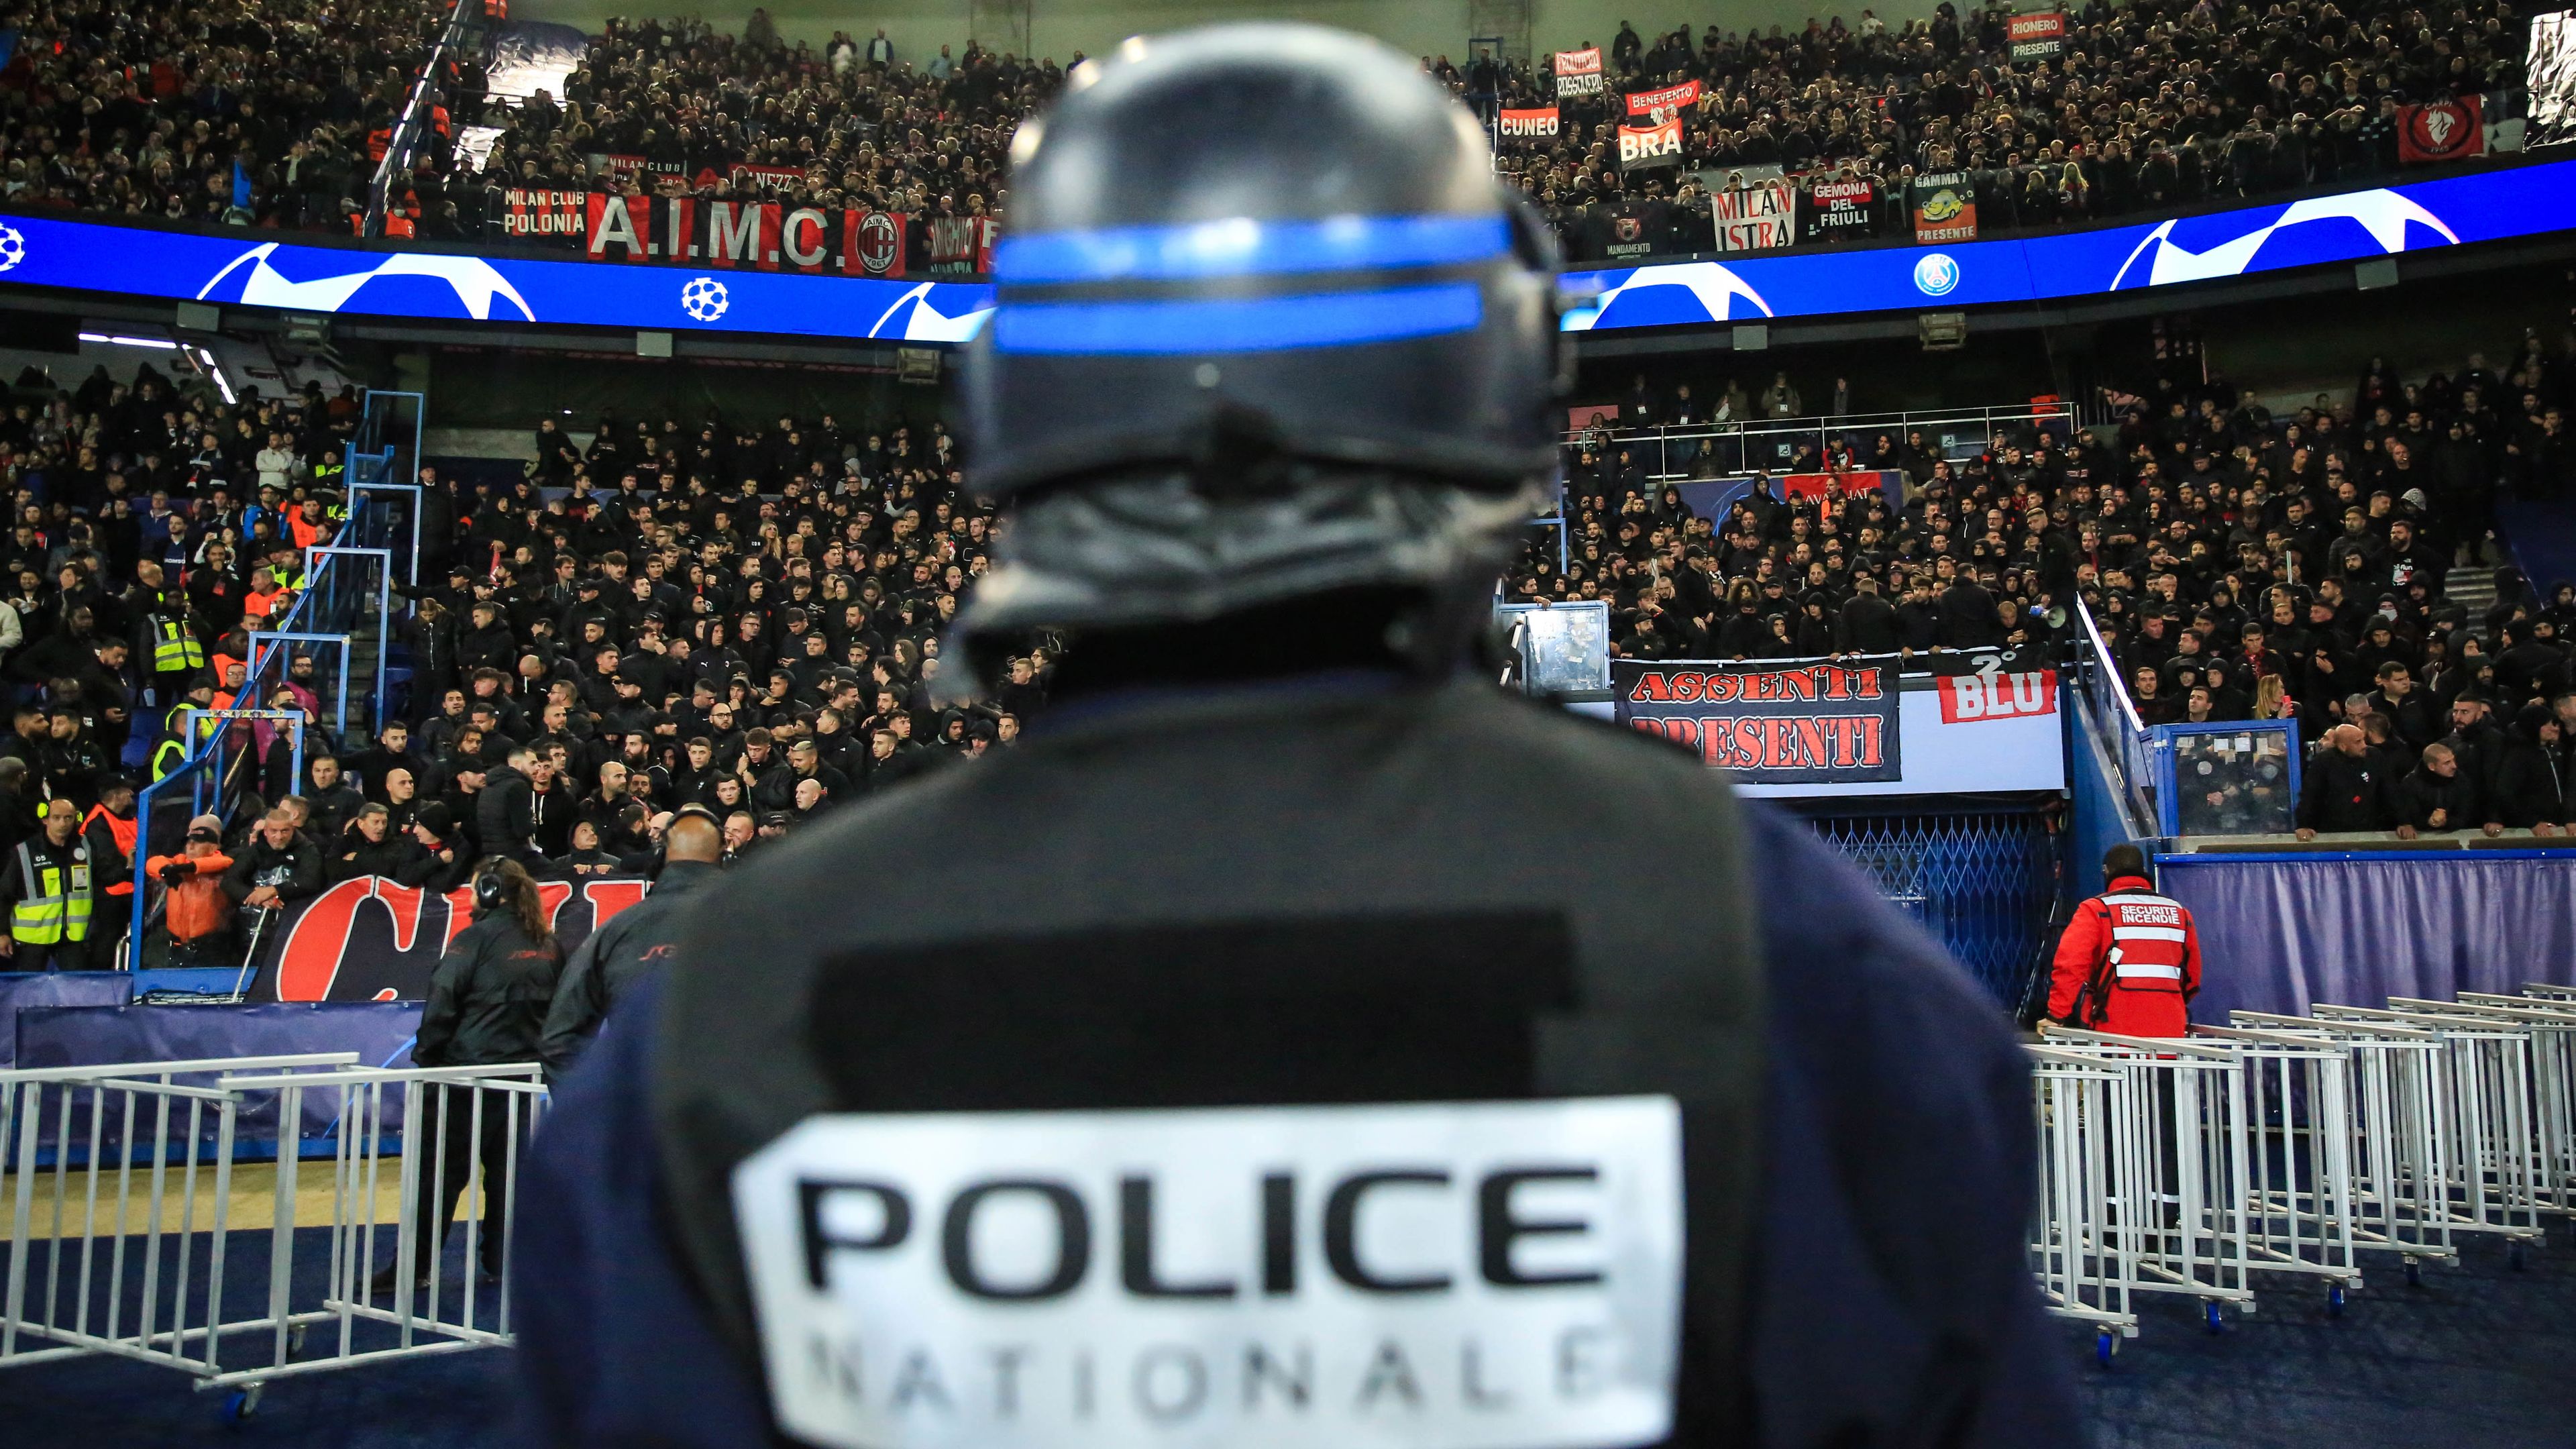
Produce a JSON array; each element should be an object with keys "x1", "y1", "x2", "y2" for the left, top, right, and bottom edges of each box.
[{"x1": 2047, "y1": 843, "x2": 2203, "y2": 1037}]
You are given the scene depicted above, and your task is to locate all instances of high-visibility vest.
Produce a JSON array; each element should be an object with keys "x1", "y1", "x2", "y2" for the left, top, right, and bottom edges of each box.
[
  {"x1": 83, "y1": 805, "x2": 138, "y2": 898},
  {"x1": 150, "y1": 735, "x2": 189, "y2": 780},
  {"x1": 150, "y1": 613, "x2": 206, "y2": 673},
  {"x1": 11, "y1": 840, "x2": 92, "y2": 945}
]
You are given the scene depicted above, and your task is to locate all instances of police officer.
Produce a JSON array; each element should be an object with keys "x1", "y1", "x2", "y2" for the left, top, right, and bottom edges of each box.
[
  {"x1": 519, "y1": 28, "x2": 2076, "y2": 1448},
  {"x1": 538, "y1": 806, "x2": 724, "y2": 1078},
  {"x1": 2046, "y1": 843, "x2": 2203, "y2": 1037},
  {"x1": 0, "y1": 798, "x2": 103, "y2": 970}
]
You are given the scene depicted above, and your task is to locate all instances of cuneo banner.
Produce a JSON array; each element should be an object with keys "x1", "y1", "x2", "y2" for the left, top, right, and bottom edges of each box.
[
  {"x1": 1499, "y1": 107, "x2": 1560, "y2": 139},
  {"x1": 1614, "y1": 659, "x2": 1900, "y2": 784},
  {"x1": 252, "y1": 874, "x2": 651, "y2": 1003}
]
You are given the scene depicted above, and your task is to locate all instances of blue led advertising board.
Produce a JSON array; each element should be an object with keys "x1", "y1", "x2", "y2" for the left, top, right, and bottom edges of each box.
[{"x1": 0, "y1": 156, "x2": 2564, "y2": 341}]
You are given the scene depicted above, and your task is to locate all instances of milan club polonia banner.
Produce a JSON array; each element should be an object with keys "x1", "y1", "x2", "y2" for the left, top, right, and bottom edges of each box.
[{"x1": 1554, "y1": 46, "x2": 1605, "y2": 97}]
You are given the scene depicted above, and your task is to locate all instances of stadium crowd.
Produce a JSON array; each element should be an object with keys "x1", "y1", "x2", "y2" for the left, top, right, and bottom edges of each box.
[
  {"x1": 448, "y1": 15, "x2": 1050, "y2": 249},
  {"x1": 0, "y1": 0, "x2": 2535, "y2": 263},
  {"x1": 1516, "y1": 319, "x2": 2576, "y2": 835},
  {"x1": 0, "y1": 0, "x2": 456, "y2": 231},
  {"x1": 1477, "y1": 0, "x2": 2533, "y2": 260},
  {"x1": 0, "y1": 355, "x2": 1040, "y2": 968}
]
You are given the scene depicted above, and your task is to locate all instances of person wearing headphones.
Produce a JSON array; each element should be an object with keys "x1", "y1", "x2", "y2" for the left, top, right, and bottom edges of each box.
[
  {"x1": 539, "y1": 805, "x2": 725, "y2": 1079},
  {"x1": 381, "y1": 857, "x2": 562, "y2": 1293}
]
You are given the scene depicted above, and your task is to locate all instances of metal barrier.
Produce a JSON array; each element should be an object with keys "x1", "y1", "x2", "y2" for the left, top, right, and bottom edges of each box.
[
  {"x1": 1811, "y1": 810, "x2": 2056, "y2": 1006},
  {"x1": 2450, "y1": 993, "x2": 2576, "y2": 1216},
  {"x1": 2027, "y1": 1045, "x2": 2139, "y2": 1362},
  {"x1": 2309, "y1": 1004, "x2": 2549, "y2": 1256},
  {"x1": 2190, "y1": 1024, "x2": 2362, "y2": 1303},
  {"x1": 0, "y1": 1056, "x2": 544, "y2": 1421}
]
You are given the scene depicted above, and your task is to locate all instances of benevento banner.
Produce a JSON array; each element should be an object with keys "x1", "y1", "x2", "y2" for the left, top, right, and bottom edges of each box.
[
  {"x1": 1499, "y1": 107, "x2": 1560, "y2": 139},
  {"x1": 251, "y1": 874, "x2": 650, "y2": 1003},
  {"x1": 1554, "y1": 46, "x2": 1605, "y2": 97},
  {"x1": 1626, "y1": 79, "x2": 1701, "y2": 121},
  {"x1": 1615, "y1": 659, "x2": 1898, "y2": 785}
]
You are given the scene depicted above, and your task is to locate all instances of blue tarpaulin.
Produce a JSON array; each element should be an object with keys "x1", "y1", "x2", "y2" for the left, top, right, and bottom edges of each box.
[
  {"x1": 11, "y1": 1002, "x2": 421, "y2": 1148},
  {"x1": 0, "y1": 972, "x2": 132, "y2": 1069}
]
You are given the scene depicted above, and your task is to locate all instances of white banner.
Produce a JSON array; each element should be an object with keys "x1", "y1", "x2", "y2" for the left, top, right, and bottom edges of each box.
[{"x1": 736, "y1": 1098, "x2": 1684, "y2": 1449}]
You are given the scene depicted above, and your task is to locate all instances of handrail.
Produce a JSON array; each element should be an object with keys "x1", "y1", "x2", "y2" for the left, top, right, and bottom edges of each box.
[
  {"x1": 1560, "y1": 398, "x2": 2084, "y2": 451},
  {"x1": 368, "y1": 0, "x2": 482, "y2": 236}
]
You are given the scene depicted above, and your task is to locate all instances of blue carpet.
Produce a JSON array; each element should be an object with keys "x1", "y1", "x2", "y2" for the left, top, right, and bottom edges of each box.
[{"x1": 0, "y1": 1226, "x2": 2567, "y2": 1445}]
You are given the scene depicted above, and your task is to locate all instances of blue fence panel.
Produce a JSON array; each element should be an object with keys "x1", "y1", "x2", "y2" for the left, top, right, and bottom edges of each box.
[{"x1": 1805, "y1": 810, "x2": 2058, "y2": 1006}]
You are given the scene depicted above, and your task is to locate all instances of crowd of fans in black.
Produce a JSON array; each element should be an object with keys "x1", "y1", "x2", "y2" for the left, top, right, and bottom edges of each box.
[
  {"x1": 0, "y1": 352, "x2": 1049, "y2": 967},
  {"x1": 1456, "y1": 0, "x2": 2531, "y2": 262},
  {"x1": 435, "y1": 13, "x2": 1050, "y2": 246},
  {"x1": 1513, "y1": 317, "x2": 2576, "y2": 835},
  {"x1": 0, "y1": 0, "x2": 457, "y2": 231}
]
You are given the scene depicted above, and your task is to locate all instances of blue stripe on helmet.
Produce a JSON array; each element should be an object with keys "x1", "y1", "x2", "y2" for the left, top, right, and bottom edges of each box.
[
  {"x1": 991, "y1": 283, "x2": 1483, "y2": 355},
  {"x1": 996, "y1": 214, "x2": 1511, "y2": 284}
]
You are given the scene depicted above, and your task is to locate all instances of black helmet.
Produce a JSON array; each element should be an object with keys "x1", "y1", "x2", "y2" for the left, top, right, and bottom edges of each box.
[{"x1": 965, "y1": 24, "x2": 1564, "y2": 498}]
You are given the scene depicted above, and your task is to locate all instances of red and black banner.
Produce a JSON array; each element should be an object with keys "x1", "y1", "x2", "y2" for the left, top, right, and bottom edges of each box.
[
  {"x1": 1625, "y1": 79, "x2": 1701, "y2": 121},
  {"x1": 2006, "y1": 11, "x2": 2065, "y2": 63},
  {"x1": 583, "y1": 194, "x2": 916, "y2": 275},
  {"x1": 921, "y1": 214, "x2": 997, "y2": 274},
  {"x1": 1554, "y1": 47, "x2": 1604, "y2": 98},
  {"x1": 256, "y1": 875, "x2": 651, "y2": 1003},
  {"x1": 1499, "y1": 107, "x2": 1560, "y2": 139},
  {"x1": 1614, "y1": 659, "x2": 1900, "y2": 784},
  {"x1": 1801, "y1": 175, "x2": 1878, "y2": 241},
  {"x1": 2398, "y1": 97, "x2": 2486, "y2": 164},
  {"x1": 729, "y1": 162, "x2": 813, "y2": 193}
]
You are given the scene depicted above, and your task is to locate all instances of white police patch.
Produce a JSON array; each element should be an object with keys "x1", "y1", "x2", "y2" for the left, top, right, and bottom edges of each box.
[{"x1": 733, "y1": 1097, "x2": 1684, "y2": 1449}]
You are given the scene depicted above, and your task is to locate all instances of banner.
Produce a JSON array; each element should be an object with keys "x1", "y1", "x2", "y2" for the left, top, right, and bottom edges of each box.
[
  {"x1": 1711, "y1": 178, "x2": 1794, "y2": 252},
  {"x1": 1625, "y1": 79, "x2": 1701, "y2": 121},
  {"x1": 500, "y1": 186, "x2": 586, "y2": 239},
  {"x1": 730, "y1": 162, "x2": 813, "y2": 193},
  {"x1": 1499, "y1": 107, "x2": 1560, "y2": 139},
  {"x1": 2399, "y1": 97, "x2": 2487, "y2": 164},
  {"x1": 922, "y1": 214, "x2": 996, "y2": 274},
  {"x1": 1585, "y1": 197, "x2": 1680, "y2": 262},
  {"x1": 2006, "y1": 11, "x2": 2065, "y2": 63},
  {"x1": 1554, "y1": 46, "x2": 1604, "y2": 98},
  {"x1": 1615, "y1": 660, "x2": 1900, "y2": 785},
  {"x1": 1777, "y1": 469, "x2": 1904, "y2": 508},
  {"x1": 1801, "y1": 175, "x2": 1878, "y2": 242},
  {"x1": 584, "y1": 194, "x2": 916, "y2": 274},
  {"x1": 1911, "y1": 170, "x2": 1979, "y2": 243},
  {"x1": 1617, "y1": 116, "x2": 1684, "y2": 170},
  {"x1": 249, "y1": 873, "x2": 651, "y2": 1003}
]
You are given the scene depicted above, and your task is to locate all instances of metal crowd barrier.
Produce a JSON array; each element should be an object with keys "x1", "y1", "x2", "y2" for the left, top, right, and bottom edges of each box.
[
  {"x1": 2034, "y1": 985, "x2": 2571, "y2": 1360},
  {"x1": 0, "y1": 1055, "x2": 545, "y2": 1421}
]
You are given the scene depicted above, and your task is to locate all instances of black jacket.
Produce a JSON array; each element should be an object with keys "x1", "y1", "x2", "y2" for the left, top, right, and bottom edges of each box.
[
  {"x1": 2392, "y1": 764, "x2": 2479, "y2": 832},
  {"x1": 539, "y1": 860, "x2": 720, "y2": 1077},
  {"x1": 326, "y1": 831, "x2": 419, "y2": 883},
  {"x1": 2490, "y1": 735, "x2": 2567, "y2": 828},
  {"x1": 415, "y1": 913, "x2": 564, "y2": 1067},
  {"x1": 223, "y1": 835, "x2": 323, "y2": 907},
  {"x1": 2296, "y1": 748, "x2": 2392, "y2": 832}
]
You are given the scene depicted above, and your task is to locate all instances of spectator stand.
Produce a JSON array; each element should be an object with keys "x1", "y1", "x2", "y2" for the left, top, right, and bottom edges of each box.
[
  {"x1": 128, "y1": 707, "x2": 311, "y2": 955},
  {"x1": 233, "y1": 442, "x2": 417, "y2": 752},
  {"x1": 370, "y1": 0, "x2": 490, "y2": 239},
  {"x1": 1562, "y1": 398, "x2": 2085, "y2": 484}
]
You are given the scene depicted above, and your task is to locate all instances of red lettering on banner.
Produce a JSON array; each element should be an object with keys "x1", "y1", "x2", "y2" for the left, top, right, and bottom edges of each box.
[
  {"x1": 1938, "y1": 669, "x2": 2057, "y2": 723},
  {"x1": 1703, "y1": 671, "x2": 1737, "y2": 703},
  {"x1": 1628, "y1": 670, "x2": 1671, "y2": 702},
  {"x1": 585, "y1": 879, "x2": 650, "y2": 927},
  {"x1": 1670, "y1": 671, "x2": 1701, "y2": 703},
  {"x1": 274, "y1": 877, "x2": 393, "y2": 1002}
]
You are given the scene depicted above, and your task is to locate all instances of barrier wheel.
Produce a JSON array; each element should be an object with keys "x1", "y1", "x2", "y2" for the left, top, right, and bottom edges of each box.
[
  {"x1": 2327, "y1": 1285, "x2": 2346, "y2": 1317},
  {"x1": 2204, "y1": 1301, "x2": 2224, "y2": 1334},
  {"x1": 2094, "y1": 1330, "x2": 2116, "y2": 1368},
  {"x1": 2510, "y1": 1242, "x2": 2528, "y2": 1272},
  {"x1": 286, "y1": 1323, "x2": 309, "y2": 1356},
  {"x1": 2405, "y1": 1258, "x2": 2422, "y2": 1287},
  {"x1": 221, "y1": 1385, "x2": 262, "y2": 1425}
]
